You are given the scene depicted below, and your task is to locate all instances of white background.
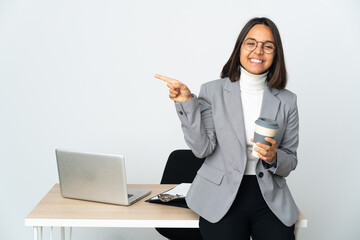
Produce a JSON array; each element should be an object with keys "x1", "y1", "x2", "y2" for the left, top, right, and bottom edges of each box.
[{"x1": 1, "y1": 0, "x2": 359, "y2": 239}]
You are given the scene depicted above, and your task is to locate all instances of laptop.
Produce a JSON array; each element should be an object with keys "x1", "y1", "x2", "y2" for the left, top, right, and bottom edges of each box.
[{"x1": 55, "y1": 149, "x2": 151, "y2": 205}]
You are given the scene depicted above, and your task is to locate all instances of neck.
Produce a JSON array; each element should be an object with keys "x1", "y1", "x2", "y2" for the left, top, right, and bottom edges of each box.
[{"x1": 239, "y1": 67, "x2": 267, "y2": 91}]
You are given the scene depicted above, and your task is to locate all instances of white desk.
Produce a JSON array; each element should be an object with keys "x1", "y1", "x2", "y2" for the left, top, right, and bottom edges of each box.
[{"x1": 25, "y1": 184, "x2": 307, "y2": 239}]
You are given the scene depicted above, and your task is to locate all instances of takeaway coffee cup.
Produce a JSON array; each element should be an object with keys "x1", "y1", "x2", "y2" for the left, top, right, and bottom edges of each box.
[{"x1": 252, "y1": 118, "x2": 279, "y2": 158}]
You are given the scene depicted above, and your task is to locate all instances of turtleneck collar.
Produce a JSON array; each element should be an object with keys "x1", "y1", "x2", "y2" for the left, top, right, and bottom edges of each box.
[{"x1": 239, "y1": 67, "x2": 268, "y2": 92}]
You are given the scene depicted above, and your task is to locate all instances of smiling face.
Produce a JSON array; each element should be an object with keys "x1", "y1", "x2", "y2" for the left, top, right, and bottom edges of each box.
[{"x1": 240, "y1": 24, "x2": 275, "y2": 75}]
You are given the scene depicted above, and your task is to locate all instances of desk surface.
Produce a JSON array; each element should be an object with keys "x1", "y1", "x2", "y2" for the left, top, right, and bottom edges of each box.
[{"x1": 25, "y1": 184, "x2": 307, "y2": 228}]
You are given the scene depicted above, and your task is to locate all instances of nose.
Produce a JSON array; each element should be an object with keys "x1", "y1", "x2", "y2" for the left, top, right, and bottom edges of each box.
[{"x1": 253, "y1": 42, "x2": 264, "y2": 55}]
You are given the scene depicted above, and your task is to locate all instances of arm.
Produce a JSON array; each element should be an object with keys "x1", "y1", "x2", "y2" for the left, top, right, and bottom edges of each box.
[
  {"x1": 175, "y1": 84, "x2": 217, "y2": 158},
  {"x1": 267, "y1": 94, "x2": 299, "y2": 177},
  {"x1": 155, "y1": 74, "x2": 217, "y2": 159}
]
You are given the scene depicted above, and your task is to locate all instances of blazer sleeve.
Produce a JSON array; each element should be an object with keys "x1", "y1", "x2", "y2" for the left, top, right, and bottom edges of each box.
[
  {"x1": 174, "y1": 84, "x2": 217, "y2": 158},
  {"x1": 266, "y1": 94, "x2": 299, "y2": 177}
]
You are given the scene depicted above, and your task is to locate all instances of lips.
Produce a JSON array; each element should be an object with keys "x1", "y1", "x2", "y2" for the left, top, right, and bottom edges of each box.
[{"x1": 249, "y1": 58, "x2": 264, "y2": 64}]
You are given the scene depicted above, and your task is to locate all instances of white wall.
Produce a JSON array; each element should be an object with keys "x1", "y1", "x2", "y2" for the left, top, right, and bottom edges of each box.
[{"x1": 1, "y1": 0, "x2": 359, "y2": 239}]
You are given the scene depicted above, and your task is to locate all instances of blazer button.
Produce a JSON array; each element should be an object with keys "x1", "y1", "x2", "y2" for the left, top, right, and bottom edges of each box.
[
  {"x1": 179, "y1": 111, "x2": 184, "y2": 115},
  {"x1": 258, "y1": 172, "x2": 264, "y2": 178}
]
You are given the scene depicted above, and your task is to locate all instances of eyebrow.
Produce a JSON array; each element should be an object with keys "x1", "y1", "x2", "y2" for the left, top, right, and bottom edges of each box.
[{"x1": 246, "y1": 37, "x2": 275, "y2": 44}]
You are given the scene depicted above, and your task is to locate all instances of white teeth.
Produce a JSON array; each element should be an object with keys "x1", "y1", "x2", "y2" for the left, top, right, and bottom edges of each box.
[{"x1": 250, "y1": 59, "x2": 263, "y2": 63}]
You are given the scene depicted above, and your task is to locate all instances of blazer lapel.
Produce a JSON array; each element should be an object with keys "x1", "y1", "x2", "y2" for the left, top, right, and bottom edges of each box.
[
  {"x1": 223, "y1": 79, "x2": 246, "y2": 151},
  {"x1": 260, "y1": 85, "x2": 280, "y2": 120},
  {"x1": 223, "y1": 82, "x2": 280, "y2": 149}
]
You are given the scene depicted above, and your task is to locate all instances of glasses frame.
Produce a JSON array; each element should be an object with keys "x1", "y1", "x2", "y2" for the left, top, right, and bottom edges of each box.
[{"x1": 242, "y1": 38, "x2": 276, "y2": 54}]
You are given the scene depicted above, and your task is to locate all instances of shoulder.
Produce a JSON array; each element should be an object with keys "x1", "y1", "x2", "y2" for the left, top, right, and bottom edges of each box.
[
  {"x1": 276, "y1": 88, "x2": 297, "y2": 101},
  {"x1": 201, "y1": 77, "x2": 230, "y2": 91},
  {"x1": 275, "y1": 88, "x2": 298, "y2": 110}
]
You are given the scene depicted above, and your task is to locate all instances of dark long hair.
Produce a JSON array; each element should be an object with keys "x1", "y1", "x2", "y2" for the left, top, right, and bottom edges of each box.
[{"x1": 221, "y1": 17, "x2": 287, "y2": 89}]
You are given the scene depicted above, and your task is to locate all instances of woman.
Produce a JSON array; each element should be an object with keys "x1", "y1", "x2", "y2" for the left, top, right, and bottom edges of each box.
[{"x1": 156, "y1": 17, "x2": 299, "y2": 240}]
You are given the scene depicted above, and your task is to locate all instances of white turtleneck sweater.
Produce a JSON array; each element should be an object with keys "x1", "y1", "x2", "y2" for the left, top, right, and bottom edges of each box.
[{"x1": 239, "y1": 67, "x2": 267, "y2": 175}]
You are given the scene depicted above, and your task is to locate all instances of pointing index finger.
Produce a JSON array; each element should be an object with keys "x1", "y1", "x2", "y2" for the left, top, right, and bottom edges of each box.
[{"x1": 154, "y1": 74, "x2": 180, "y2": 84}]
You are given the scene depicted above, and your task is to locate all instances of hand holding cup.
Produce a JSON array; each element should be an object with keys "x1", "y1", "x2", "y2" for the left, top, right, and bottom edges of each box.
[
  {"x1": 251, "y1": 118, "x2": 279, "y2": 163},
  {"x1": 251, "y1": 137, "x2": 278, "y2": 163}
]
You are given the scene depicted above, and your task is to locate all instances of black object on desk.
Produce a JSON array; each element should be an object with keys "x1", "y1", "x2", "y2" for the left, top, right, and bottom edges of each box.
[{"x1": 146, "y1": 183, "x2": 190, "y2": 208}]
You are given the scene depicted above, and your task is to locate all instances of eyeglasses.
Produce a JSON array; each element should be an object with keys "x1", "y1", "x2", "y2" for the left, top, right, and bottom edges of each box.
[{"x1": 242, "y1": 38, "x2": 276, "y2": 54}]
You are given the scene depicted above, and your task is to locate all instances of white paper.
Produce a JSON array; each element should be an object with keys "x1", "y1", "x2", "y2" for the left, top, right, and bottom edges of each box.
[{"x1": 151, "y1": 183, "x2": 191, "y2": 200}]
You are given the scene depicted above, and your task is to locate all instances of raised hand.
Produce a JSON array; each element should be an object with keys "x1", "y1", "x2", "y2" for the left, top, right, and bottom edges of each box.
[{"x1": 155, "y1": 74, "x2": 193, "y2": 102}]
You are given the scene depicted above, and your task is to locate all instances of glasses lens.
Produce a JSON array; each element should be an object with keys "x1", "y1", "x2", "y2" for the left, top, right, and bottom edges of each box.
[
  {"x1": 263, "y1": 42, "x2": 275, "y2": 54},
  {"x1": 244, "y1": 39, "x2": 257, "y2": 51}
]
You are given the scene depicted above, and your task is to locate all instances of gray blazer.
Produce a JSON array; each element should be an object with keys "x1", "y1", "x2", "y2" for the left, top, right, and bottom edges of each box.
[{"x1": 175, "y1": 77, "x2": 299, "y2": 227}]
